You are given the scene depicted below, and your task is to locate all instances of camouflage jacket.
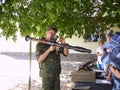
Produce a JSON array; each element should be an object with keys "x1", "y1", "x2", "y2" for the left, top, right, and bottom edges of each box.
[{"x1": 35, "y1": 42, "x2": 65, "y2": 77}]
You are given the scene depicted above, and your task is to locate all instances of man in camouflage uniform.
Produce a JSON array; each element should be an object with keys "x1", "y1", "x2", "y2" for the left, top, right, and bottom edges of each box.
[{"x1": 35, "y1": 26, "x2": 69, "y2": 90}]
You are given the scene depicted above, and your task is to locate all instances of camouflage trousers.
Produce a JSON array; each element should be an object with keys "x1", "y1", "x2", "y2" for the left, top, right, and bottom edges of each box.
[{"x1": 41, "y1": 75, "x2": 60, "y2": 90}]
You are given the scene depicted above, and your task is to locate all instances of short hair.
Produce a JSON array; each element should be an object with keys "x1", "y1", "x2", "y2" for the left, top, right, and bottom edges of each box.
[
  {"x1": 98, "y1": 40, "x2": 104, "y2": 45},
  {"x1": 107, "y1": 32, "x2": 113, "y2": 37},
  {"x1": 46, "y1": 26, "x2": 58, "y2": 32}
]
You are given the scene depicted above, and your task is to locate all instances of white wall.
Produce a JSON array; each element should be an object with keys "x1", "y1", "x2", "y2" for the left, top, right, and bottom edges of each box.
[
  {"x1": 0, "y1": 35, "x2": 97, "y2": 54},
  {"x1": 66, "y1": 36, "x2": 98, "y2": 54},
  {"x1": 0, "y1": 34, "x2": 37, "y2": 53}
]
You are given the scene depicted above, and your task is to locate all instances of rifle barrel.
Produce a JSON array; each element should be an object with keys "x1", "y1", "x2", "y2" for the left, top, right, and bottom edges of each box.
[{"x1": 25, "y1": 36, "x2": 92, "y2": 53}]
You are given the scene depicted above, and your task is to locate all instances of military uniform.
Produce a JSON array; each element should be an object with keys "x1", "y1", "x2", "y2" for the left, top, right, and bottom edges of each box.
[{"x1": 36, "y1": 42, "x2": 65, "y2": 90}]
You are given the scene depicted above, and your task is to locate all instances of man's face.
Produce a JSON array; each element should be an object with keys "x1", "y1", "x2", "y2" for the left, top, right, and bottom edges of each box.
[
  {"x1": 106, "y1": 36, "x2": 112, "y2": 42},
  {"x1": 46, "y1": 30, "x2": 56, "y2": 40}
]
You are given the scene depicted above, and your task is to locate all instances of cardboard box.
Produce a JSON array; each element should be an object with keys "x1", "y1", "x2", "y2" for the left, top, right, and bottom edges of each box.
[{"x1": 71, "y1": 70, "x2": 96, "y2": 82}]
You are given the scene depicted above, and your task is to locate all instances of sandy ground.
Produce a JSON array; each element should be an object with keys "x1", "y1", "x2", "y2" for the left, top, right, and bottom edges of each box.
[{"x1": 0, "y1": 54, "x2": 81, "y2": 90}]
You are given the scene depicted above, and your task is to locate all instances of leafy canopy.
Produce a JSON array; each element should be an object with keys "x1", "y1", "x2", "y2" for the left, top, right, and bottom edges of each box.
[{"x1": 0, "y1": 0, "x2": 120, "y2": 41}]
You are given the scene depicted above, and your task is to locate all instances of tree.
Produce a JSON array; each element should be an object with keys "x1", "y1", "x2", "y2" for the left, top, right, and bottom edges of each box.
[{"x1": 0, "y1": 0, "x2": 120, "y2": 41}]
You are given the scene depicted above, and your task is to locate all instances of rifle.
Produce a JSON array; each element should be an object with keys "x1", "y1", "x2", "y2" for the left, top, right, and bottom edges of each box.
[
  {"x1": 25, "y1": 35, "x2": 92, "y2": 53},
  {"x1": 78, "y1": 59, "x2": 97, "y2": 71}
]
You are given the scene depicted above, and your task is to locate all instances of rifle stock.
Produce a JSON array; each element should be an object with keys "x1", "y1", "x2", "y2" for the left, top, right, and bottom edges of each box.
[{"x1": 25, "y1": 35, "x2": 92, "y2": 53}]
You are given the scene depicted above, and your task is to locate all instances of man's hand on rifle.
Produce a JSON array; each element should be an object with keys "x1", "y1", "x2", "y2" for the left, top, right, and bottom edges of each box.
[
  {"x1": 48, "y1": 45, "x2": 56, "y2": 52},
  {"x1": 59, "y1": 37, "x2": 69, "y2": 56},
  {"x1": 59, "y1": 37, "x2": 66, "y2": 44}
]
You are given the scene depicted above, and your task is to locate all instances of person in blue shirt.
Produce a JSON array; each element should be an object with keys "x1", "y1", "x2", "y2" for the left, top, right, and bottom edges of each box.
[
  {"x1": 102, "y1": 32, "x2": 120, "y2": 90},
  {"x1": 102, "y1": 32, "x2": 113, "y2": 81}
]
